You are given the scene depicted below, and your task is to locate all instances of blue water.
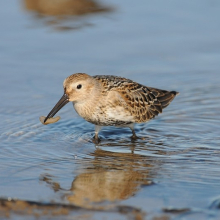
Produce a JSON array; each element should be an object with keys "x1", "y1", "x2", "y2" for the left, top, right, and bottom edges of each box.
[{"x1": 0, "y1": 0, "x2": 220, "y2": 219}]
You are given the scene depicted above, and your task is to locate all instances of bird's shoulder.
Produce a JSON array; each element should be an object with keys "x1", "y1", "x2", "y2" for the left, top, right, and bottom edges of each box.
[{"x1": 93, "y1": 75, "x2": 134, "y2": 91}]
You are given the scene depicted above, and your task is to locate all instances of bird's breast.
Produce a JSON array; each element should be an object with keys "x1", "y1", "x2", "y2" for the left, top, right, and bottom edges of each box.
[{"x1": 73, "y1": 101, "x2": 135, "y2": 126}]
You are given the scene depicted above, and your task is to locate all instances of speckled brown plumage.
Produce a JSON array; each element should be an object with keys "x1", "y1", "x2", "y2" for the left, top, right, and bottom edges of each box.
[
  {"x1": 44, "y1": 73, "x2": 179, "y2": 142},
  {"x1": 93, "y1": 75, "x2": 178, "y2": 123}
]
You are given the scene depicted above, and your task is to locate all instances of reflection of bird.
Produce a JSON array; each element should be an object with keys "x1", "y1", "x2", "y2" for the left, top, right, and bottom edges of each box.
[
  {"x1": 44, "y1": 73, "x2": 179, "y2": 142},
  {"x1": 68, "y1": 149, "x2": 153, "y2": 207},
  {"x1": 40, "y1": 149, "x2": 153, "y2": 209},
  {"x1": 67, "y1": 170, "x2": 149, "y2": 206}
]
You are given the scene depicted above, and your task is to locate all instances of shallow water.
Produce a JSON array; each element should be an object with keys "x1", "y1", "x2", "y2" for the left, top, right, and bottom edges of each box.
[{"x1": 1, "y1": 0, "x2": 220, "y2": 219}]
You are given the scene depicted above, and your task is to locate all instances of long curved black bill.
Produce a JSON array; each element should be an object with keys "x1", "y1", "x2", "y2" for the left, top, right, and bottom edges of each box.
[{"x1": 44, "y1": 93, "x2": 69, "y2": 123}]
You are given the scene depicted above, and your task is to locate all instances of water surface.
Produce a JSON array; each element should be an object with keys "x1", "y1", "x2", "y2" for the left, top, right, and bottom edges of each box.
[{"x1": 0, "y1": 0, "x2": 220, "y2": 219}]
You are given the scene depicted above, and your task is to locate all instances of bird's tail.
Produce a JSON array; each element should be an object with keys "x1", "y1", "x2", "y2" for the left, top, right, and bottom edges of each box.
[{"x1": 157, "y1": 90, "x2": 179, "y2": 109}]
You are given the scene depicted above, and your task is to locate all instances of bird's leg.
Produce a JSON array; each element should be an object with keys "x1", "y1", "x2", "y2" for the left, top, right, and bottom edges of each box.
[
  {"x1": 93, "y1": 133, "x2": 100, "y2": 144},
  {"x1": 93, "y1": 125, "x2": 102, "y2": 144},
  {"x1": 131, "y1": 129, "x2": 138, "y2": 140},
  {"x1": 128, "y1": 123, "x2": 138, "y2": 140}
]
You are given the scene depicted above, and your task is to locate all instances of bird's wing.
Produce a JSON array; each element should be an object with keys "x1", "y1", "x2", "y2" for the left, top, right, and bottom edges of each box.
[
  {"x1": 94, "y1": 75, "x2": 178, "y2": 123},
  {"x1": 119, "y1": 84, "x2": 178, "y2": 122}
]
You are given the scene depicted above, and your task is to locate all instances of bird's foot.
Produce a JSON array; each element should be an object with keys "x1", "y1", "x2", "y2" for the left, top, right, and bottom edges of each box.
[
  {"x1": 130, "y1": 134, "x2": 145, "y2": 141},
  {"x1": 130, "y1": 129, "x2": 138, "y2": 140},
  {"x1": 130, "y1": 133, "x2": 139, "y2": 140},
  {"x1": 92, "y1": 135, "x2": 101, "y2": 145}
]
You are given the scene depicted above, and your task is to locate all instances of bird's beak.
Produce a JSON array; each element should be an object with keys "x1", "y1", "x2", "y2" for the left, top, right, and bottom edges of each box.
[{"x1": 44, "y1": 93, "x2": 69, "y2": 123}]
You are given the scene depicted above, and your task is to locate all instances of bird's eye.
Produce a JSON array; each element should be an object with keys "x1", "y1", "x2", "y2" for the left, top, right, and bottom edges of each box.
[{"x1": 77, "y1": 84, "x2": 82, "y2": 89}]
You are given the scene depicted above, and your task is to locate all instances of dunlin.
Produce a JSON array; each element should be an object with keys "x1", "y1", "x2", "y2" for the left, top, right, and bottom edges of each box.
[{"x1": 44, "y1": 73, "x2": 179, "y2": 142}]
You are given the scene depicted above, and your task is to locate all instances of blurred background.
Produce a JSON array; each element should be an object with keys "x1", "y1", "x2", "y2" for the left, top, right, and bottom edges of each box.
[{"x1": 0, "y1": 0, "x2": 220, "y2": 219}]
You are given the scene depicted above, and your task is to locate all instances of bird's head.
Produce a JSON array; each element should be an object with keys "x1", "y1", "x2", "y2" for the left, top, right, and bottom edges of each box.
[
  {"x1": 44, "y1": 73, "x2": 97, "y2": 123},
  {"x1": 63, "y1": 73, "x2": 96, "y2": 102}
]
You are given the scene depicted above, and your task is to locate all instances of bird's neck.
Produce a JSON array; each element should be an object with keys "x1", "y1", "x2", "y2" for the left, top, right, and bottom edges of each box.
[{"x1": 73, "y1": 88, "x2": 102, "y2": 121}]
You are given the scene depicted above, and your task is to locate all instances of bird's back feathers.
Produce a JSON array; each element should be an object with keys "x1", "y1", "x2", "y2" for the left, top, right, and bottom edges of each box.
[{"x1": 94, "y1": 75, "x2": 178, "y2": 123}]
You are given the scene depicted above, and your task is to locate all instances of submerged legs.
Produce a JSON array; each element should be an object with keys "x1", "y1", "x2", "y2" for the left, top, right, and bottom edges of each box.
[
  {"x1": 128, "y1": 123, "x2": 138, "y2": 140},
  {"x1": 131, "y1": 129, "x2": 138, "y2": 140},
  {"x1": 92, "y1": 124, "x2": 139, "y2": 144},
  {"x1": 93, "y1": 125, "x2": 102, "y2": 144}
]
